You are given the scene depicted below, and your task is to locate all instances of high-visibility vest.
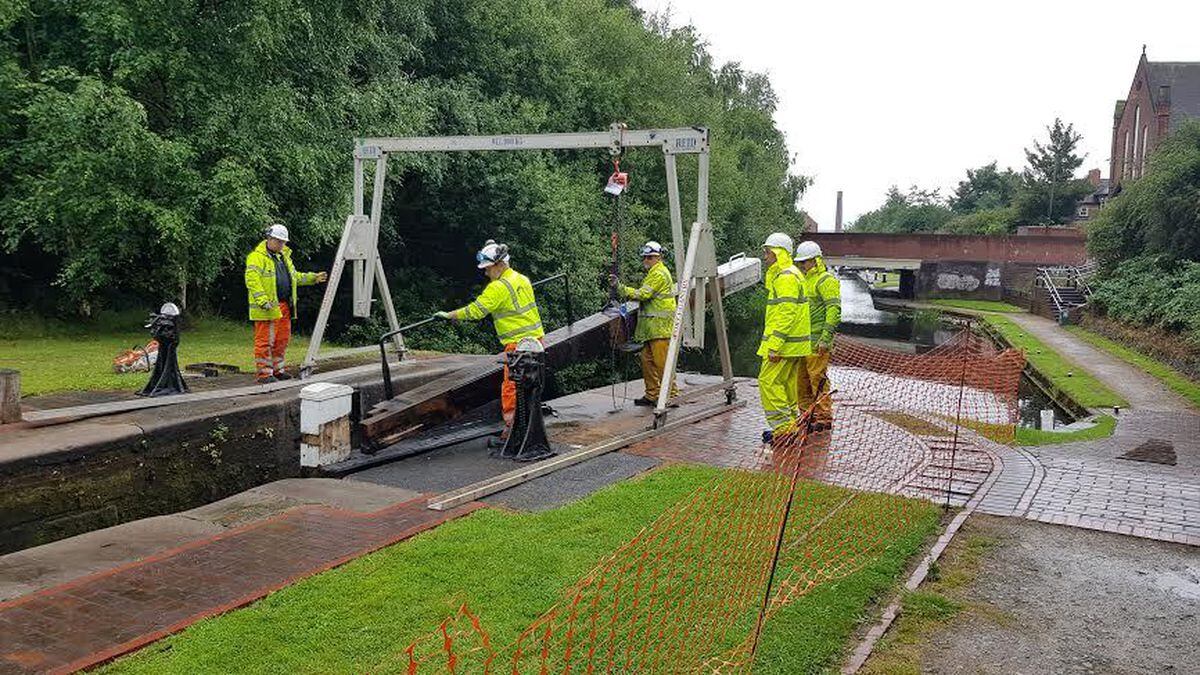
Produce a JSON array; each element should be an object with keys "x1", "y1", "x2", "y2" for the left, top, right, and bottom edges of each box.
[
  {"x1": 244, "y1": 241, "x2": 319, "y2": 321},
  {"x1": 455, "y1": 268, "x2": 545, "y2": 345},
  {"x1": 803, "y1": 258, "x2": 841, "y2": 348},
  {"x1": 757, "y1": 249, "x2": 812, "y2": 358},
  {"x1": 619, "y1": 260, "x2": 676, "y2": 341}
]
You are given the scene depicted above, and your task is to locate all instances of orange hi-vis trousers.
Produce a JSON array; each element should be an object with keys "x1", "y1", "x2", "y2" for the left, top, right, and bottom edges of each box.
[{"x1": 253, "y1": 301, "x2": 291, "y2": 381}]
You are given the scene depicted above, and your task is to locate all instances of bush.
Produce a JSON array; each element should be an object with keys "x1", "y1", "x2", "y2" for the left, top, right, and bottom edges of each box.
[{"x1": 1089, "y1": 256, "x2": 1200, "y2": 345}]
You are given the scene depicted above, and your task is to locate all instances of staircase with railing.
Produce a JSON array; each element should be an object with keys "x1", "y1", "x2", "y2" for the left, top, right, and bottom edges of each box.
[{"x1": 1034, "y1": 262, "x2": 1097, "y2": 322}]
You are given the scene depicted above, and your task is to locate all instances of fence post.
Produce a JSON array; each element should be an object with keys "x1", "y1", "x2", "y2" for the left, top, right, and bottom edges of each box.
[{"x1": 0, "y1": 369, "x2": 20, "y2": 424}]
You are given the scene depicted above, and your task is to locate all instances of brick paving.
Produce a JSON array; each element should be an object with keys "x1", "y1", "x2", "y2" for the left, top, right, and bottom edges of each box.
[
  {"x1": 0, "y1": 497, "x2": 479, "y2": 674},
  {"x1": 981, "y1": 410, "x2": 1200, "y2": 546}
]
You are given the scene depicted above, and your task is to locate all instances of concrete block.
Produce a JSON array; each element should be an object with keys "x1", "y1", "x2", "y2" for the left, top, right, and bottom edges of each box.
[
  {"x1": 300, "y1": 383, "x2": 353, "y2": 468},
  {"x1": 299, "y1": 383, "x2": 353, "y2": 435}
]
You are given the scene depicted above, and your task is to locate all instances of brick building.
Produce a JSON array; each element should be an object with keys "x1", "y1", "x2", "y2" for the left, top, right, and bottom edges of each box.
[
  {"x1": 1072, "y1": 168, "x2": 1110, "y2": 222},
  {"x1": 1110, "y1": 51, "x2": 1200, "y2": 192}
]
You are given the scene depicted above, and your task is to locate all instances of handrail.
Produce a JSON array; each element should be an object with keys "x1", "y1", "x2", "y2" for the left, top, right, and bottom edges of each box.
[
  {"x1": 1038, "y1": 267, "x2": 1068, "y2": 321},
  {"x1": 531, "y1": 272, "x2": 574, "y2": 326},
  {"x1": 377, "y1": 271, "x2": 572, "y2": 401},
  {"x1": 378, "y1": 317, "x2": 438, "y2": 400}
]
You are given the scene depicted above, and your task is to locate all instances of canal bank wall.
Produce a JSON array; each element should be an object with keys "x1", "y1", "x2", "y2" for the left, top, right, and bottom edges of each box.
[{"x1": 0, "y1": 357, "x2": 486, "y2": 554}]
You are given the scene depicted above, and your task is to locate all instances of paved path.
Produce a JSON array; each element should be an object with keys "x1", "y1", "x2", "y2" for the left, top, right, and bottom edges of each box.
[
  {"x1": 977, "y1": 315, "x2": 1200, "y2": 546},
  {"x1": 0, "y1": 493, "x2": 478, "y2": 674},
  {"x1": 1004, "y1": 313, "x2": 1192, "y2": 411}
]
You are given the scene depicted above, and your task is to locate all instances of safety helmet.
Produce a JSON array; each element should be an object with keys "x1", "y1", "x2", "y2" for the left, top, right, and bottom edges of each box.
[
  {"x1": 794, "y1": 240, "x2": 822, "y2": 262},
  {"x1": 265, "y1": 223, "x2": 289, "y2": 242},
  {"x1": 476, "y1": 239, "x2": 510, "y2": 269},
  {"x1": 639, "y1": 241, "x2": 664, "y2": 257},
  {"x1": 762, "y1": 232, "x2": 793, "y2": 252}
]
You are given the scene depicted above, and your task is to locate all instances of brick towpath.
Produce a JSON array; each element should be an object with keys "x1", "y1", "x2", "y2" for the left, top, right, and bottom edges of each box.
[{"x1": 0, "y1": 497, "x2": 478, "y2": 674}]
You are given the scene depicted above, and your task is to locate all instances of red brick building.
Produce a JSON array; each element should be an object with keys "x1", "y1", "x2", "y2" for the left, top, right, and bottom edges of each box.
[{"x1": 1110, "y1": 51, "x2": 1200, "y2": 192}]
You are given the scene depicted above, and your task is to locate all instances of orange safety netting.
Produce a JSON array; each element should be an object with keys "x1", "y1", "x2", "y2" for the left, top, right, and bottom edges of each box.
[{"x1": 398, "y1": 327, "x2": 1025, "y2": 673}]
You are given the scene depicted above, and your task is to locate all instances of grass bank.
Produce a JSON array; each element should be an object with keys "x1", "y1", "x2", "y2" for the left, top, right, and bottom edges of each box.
[
  {"x1": 0, "y1": 311, "x2": 314, "y2": 396},
  {"x1": 929, "y1": 299, "x2": 1025, "y2": 314},
  {"x1": 105, "y1": 466, "x2": 939, "y2": 674},
  {"x1": 982, "y1": 315, "x2": 1126, "y2": 409},
  {"x1": 1014, "y1": 413, "x2": 1116, "y2": 446},
  {"x1": 1066, "y1": 326, "x2": 1200, "y2": 410}
]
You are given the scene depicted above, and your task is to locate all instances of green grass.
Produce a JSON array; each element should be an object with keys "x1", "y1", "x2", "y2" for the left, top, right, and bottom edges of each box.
[
  {"x1": 861, "y1": 533, "x2": 1000, "y2": 675},
  {"x1": 929, "y1": 299, "x2": 1025, "y2": 313},
  {"x1": 982, "y1": 315, "x2": 1127, "y2": 409},
  {"x1": 1014, "y1": 413, "x2": 1117, "y2": 446},
  {"x1": 0, "y1": 311, "x2": 315, "y2": 396},
  {"x1": 1066, "y1": 326, "x2": 1200, "y2": 410},
  {"x1": 104, "y1": 466, "x2": 939, "y2": 674},
  {"x1": 871, "y1": 273, "x2": 900, "y2": 289}
]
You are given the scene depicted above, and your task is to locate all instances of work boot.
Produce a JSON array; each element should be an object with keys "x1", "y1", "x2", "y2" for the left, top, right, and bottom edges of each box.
[
  {"x1": 634, "y1": 396, "x2": 655, "y2": 407},
  {"x1": 487, "y1": 433, "x2": 510, "y2": 450},
  {"x1": 273, "y1": 370, "x2": 292, "y2": 381},
  {"x1": 257, "y1": 376, "x2": 278, "y2": 385},
  {"x1": 761, "y1": 429, "x2": 773, "y2": 444}
]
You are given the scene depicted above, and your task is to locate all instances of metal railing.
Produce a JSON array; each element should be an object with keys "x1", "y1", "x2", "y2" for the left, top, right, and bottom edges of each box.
[
  {"x1": 1037, "y1": 267, "x2": 1069, "y2": 321},
  {"x1": 377, "y1": 272, "x2": 573, "y2": 400}
]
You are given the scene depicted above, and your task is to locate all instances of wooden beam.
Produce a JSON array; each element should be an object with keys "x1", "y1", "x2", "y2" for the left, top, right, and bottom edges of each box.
[{"x1": 426, "y1": 399, "x2": 746, "y2": 511}]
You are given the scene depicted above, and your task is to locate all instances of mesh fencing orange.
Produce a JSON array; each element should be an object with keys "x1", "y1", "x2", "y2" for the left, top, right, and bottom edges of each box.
[{"x1": 397, "y1": 327, "x2": 1025, "y2": 673}]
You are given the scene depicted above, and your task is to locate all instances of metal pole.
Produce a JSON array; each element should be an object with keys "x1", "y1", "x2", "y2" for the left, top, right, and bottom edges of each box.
[
  {"x1": 663, "y1": 153, "x2": 690, "y2": 342},
  {"x1": 655, "y1": 222, "x2": 703, "y2": 423},
  {"x1": 707, "y1": 275, "x2": 736, "y2": 401},
  {"x1": 946, "y1": 327, "x2": 970, "y2": 509},
  {"x1": 692, "y1": 152, "x2": 711, "y2": 347}
]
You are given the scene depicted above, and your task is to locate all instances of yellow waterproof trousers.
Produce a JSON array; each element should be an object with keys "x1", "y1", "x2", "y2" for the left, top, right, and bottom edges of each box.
[
  {"x1": 758, "y1": 356, "x2": 801, "y2": 433},
  {"x1": 641, "y1": 338, "x2": 678, "y2": 401},
  {"x1": 797, "y1": 351, "x2": 833, "y2": 423}
]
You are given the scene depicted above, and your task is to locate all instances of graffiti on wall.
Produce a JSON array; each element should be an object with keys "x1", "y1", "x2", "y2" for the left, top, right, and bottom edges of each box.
[
  {"x1": 936, "y1": 272, "x2": 980, "y2": 292},
  {"x1": 985, "y1": 266, "x2": 1001, "y2": 287}
]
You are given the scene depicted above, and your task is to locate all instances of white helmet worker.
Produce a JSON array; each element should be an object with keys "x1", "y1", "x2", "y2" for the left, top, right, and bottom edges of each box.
[
  {"x1": 639, "y1": 241, "x2": 664, "y2": 257},
  {"x1": 762, "y1": 232, "x2": 794, "y2": 252},
  {"x1": 265, "y1": 223, "x2": 289, "y2": 242},
  {"x1": 476, "y1": 239, "x2": 511, "y2": 269},
  {"x1": 794, "y1": 240, "x2": 822, "y2": 262}
]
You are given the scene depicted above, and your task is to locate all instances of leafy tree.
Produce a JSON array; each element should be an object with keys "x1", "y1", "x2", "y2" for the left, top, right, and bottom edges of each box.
[
  {"x1": 1089, "y1": 119, "x2": 1200, "y2": 269},
  {"x1": 950, "y1": 162, "x2": 1021, "y2": 214},
  {"x1": 1015, "y1": 118, "x2": 1092, "y2": 225},
  {"x1": 850, "y1": 185, "x2": 953, "y2": 233},
  {"x1": 0, "y1": 0, "x2": 808, "y2": 330}
]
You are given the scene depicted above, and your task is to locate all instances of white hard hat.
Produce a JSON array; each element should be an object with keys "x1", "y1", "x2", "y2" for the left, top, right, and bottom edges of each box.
[
  {"x1": 639, "y1": 241, "x2": 664, "y2": 257},
  {"x1": 265, "y1": 223, "x2": 289, "y2": 242},
  {"x1": 794, "y1": 240, "x2": 822, "y2": 261},
  {"x1": 762, "y1": 232, "x2": 793, "y2": 252},
  {"x1": 476, "y1": 239, "x2": 510, "y2": 269},
  {"x1": 159, "y1": 302, "x2": 181, "y2": 317}
]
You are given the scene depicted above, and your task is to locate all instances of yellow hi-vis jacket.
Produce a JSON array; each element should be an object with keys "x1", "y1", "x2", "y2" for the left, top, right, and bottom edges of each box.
[
  {"x1": 245, "y1": 241, "x2": 320, "y2": 321},
  {"x1": 618, "y1": 260, "x2": 676, "y2": 341},
  {"x1": 802, "y1": 257, "x2": 841, "y2": 349},
  {"x1": 453, "y1": 267, "x2": 545, "y2": 346},
  {"x1": 757, "y1": 248, "x2": 811, "y2": 358}
]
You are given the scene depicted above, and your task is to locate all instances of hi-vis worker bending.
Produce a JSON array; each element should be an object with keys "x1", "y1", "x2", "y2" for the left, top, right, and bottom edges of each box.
[
  {"x1": 244, "y1": 241, "x2": 320, "y2": 379},
  {"x1": 798, "y1": 256, "x2": 841, "y2": 423},
  {"x1": 756, "y1": 247, "x2": 811, "y2": 433},
  {"x1": 619, "y1": 259, "x2": 678, "y2": 400},
  {"x1": 451, "y1": 267, "x2": 544, "y2": 427}
]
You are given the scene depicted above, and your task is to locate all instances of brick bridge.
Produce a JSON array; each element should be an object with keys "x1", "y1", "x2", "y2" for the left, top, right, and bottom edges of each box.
[{"x1": 803, "y1": 232, "x2": 1089, "y2": 302}]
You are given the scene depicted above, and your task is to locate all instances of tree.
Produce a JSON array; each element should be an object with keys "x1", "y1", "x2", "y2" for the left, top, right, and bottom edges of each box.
[
  {"x1": 0, "y1": 0, "x2": 809, "y2": 325},
  {"x1": 849, "y1": 185, "x2": 953, "y2": 233},
  {"x1": 950, "y1": 162, "x2": 1021, "y2": 214},
  {"x1": 1089, "y1": 119, "x2": 1200, "y2": 268},
  {"x1": 1015, "y1": 118, "x2": 1092, "y2": 224}
]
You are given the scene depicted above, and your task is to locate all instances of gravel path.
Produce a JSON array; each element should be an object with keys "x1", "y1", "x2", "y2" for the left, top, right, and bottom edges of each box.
[{"x1": 895, "y1": 515, "x2": 1199, "y2": 674}]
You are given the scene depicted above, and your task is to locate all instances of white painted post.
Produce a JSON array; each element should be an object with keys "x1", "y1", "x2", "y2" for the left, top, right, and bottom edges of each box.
[
  {"x1": 1039, "y1": 409, "x2": 1055, "y2": 431},
  {"x1": 299, "y1": 383, "x2": 354, "y2": 467},
  {"x1": 0, "y1": 369, "x2": 20, "y2": 424}
]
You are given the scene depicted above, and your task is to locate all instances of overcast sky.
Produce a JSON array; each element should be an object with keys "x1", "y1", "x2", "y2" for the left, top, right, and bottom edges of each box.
[{"x1": 637, "y1": 0, "x2": 1200, "y2": 228}]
